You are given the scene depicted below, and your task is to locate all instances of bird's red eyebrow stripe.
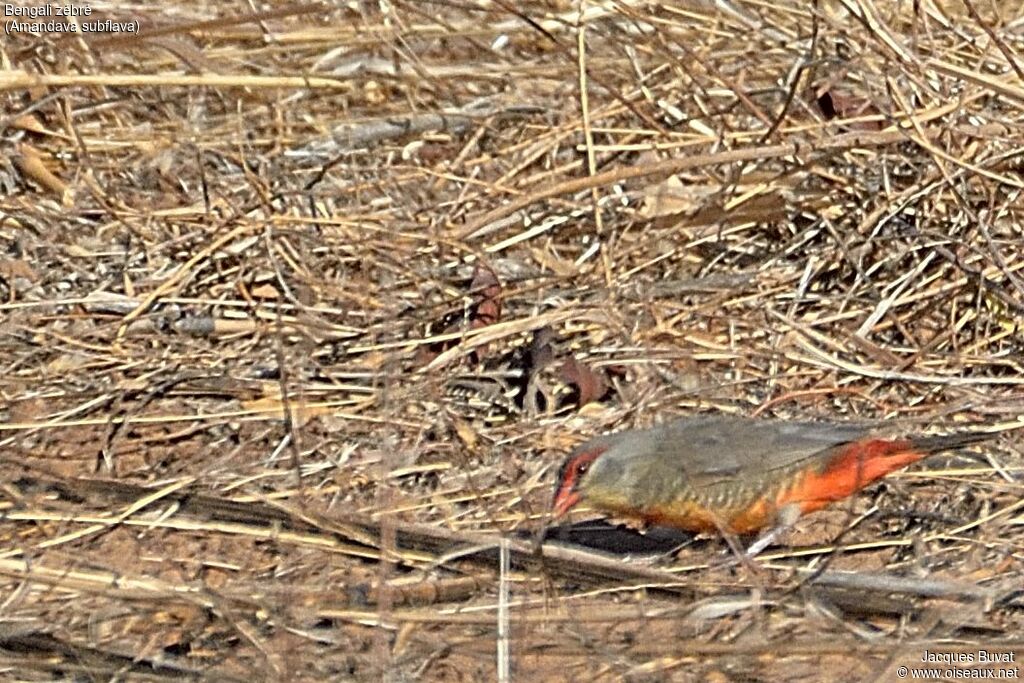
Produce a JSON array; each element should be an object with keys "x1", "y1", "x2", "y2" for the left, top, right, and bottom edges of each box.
[{"x1": 553, "y1": 447, "x2": 604, "y2": 515}]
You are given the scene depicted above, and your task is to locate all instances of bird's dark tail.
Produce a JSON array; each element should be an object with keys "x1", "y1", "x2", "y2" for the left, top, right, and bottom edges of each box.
[{"x1": 908, "y1": 430, "x2": 994, "y2": 454}]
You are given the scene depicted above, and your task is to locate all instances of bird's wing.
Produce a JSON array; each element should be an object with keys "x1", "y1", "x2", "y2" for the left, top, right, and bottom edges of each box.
[{"x1": 649, "y1": 416, "x2": 872, "y2": 486}]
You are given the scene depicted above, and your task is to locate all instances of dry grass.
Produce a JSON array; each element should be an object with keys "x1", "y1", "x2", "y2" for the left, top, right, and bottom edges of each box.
[{"x1": 2, "y1": 0, "x2": 1024, "y2": 680}]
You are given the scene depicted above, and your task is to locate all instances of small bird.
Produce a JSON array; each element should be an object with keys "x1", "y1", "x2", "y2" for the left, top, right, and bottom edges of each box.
[{"x1": 552, "y1": 416, "x2": 989, "y2": 551}]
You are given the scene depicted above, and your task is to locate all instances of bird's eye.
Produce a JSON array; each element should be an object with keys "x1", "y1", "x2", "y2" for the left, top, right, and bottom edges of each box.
[{"x1": 576, "y1": 461, "x2": 590, "y2": 475}]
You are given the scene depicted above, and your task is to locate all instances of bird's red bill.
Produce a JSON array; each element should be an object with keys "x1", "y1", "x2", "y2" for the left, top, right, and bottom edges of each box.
[{"x1": 552, "y1": 489, "x2": 580, "y2": 517}]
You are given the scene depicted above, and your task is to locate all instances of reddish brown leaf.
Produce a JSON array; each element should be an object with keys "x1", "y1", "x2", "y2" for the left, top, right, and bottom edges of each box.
[
  {"x1": 527, "y1": 326, "x2": 555, "y2": 371},
  {"x1": 468, "y1": 263, "x2": 502, "y2": 329},
  {"x1": 814, "y1": 88, "x2": 882, "y2": 131},
  {"x1": 417, "y1": 262, "x2": 503, "y2": 365},
  {"x1": 559, "y1": 356, "x2": 609, "y2": 406}
]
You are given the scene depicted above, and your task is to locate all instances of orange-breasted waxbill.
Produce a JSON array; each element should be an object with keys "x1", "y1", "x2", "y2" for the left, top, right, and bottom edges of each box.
[{"x1": 552, "y1": 416, "x2": 990, "y2": 537}]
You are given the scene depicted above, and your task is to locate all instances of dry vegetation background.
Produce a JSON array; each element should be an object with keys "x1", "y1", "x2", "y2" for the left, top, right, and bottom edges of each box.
[{"x1": 2, "y1": 0, "x2": 1024, "y2": 680}]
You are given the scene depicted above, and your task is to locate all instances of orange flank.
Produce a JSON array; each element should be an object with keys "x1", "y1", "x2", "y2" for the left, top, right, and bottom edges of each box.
[{"x1": 777, "y1": 438, "x2": 925, "y2": 514}]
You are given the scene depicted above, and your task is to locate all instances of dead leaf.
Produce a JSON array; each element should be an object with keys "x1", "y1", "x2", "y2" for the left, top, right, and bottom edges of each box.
[
  {"x1": 0, "y1": 257, "x2": 39, "y2": 282},
  {"x1": 11, "y1": 114, "x2": 50, "y2": 135},
  {"x1": 559, "y1": 356, "x2": 609, "y2": 406},
  {"x1": 530, "y1": 247, "x2": 577, "y2": 277},
  {"x1": 639, "y1": 174, "x2": 712, "y2": 219},
  {"x1": 527, "y1": 326, "x2": 555, "y2": 372},
  {"x1": 451, "y1": 415, "x2": 479, "y2": 451},
  {"x1": 251, "y1": 283, "x2": 280, "y2": 299},
  {"x1": 516, "y1": 326, "x2": 557, "y2": 414},
  {"x1": 813, "y1": 87, "x2": 883, "y2": 130},
  {"x1": 15, "y1": 142, "x2": 71, "y2": 202},
  {"x1": 468, "y1": 262, "x2": 501, "y2": 329},
  {"x1": 417, "y1": 261, "x2": 503, "y2": 365}
]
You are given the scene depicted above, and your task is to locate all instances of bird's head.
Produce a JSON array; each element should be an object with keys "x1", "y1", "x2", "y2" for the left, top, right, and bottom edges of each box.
[{"x1": 552, "y1": 434, "x2": 635, "y2": 518}]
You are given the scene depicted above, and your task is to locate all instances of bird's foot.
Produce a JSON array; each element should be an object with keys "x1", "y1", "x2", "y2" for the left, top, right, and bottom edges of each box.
[
  {"x1": 744, "y1": 527, "x2": 784, "y2": 557},
  {"x1": 744, "y1": 503, "x2": 801, "y2": 558}
]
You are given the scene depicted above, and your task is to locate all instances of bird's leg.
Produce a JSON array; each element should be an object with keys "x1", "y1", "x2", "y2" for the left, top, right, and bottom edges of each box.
[
  {"x1": 708, "y1": 515, "x2": 765, "y2": 574},
  {"x1": 745, "y1": 503, "x2": 802, "y2": 557},
  {"x1": 650, "y1": 535, "x2": 699, "y2": 566}
]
